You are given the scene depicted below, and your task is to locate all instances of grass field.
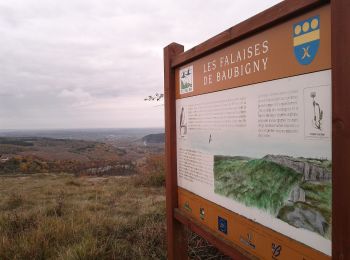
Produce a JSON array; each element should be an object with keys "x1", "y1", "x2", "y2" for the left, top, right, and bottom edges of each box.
[{"x1": 0, "y1": 173, "x2": 166, "y2": 259}]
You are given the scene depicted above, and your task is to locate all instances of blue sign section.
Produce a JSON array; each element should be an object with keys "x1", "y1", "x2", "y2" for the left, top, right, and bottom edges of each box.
[
  {"x1": 218, "y1": 216, "x2": 228, "y2": 234},
  {"x1": 293, "y1": 15, "x2": 320, "y2": 65}
]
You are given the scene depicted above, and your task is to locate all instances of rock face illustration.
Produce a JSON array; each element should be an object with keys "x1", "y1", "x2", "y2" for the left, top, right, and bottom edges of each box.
[
  {"x1": 214, "y1": 154, "x2": 332, "y2": 239},
  {"x1": 288, "y1": 186, "x2": 305, "y2": 203},
  {"x1": 278, "y1": 206, "x2": 328, "y2": 236},
  {"x1": 263, "y1": 154, "x2": 331, "y2": 181}
]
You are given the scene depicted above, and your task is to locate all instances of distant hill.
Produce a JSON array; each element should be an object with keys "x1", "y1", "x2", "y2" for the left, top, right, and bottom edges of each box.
[
  {"x1": 0, "y1": 128, "x2": 164, "y2": 142},
  {"x1": 141, "y1": 133, "x2": 164, "y2": 145}
]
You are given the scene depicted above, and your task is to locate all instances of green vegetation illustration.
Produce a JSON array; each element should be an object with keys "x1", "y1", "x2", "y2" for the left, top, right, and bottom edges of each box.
[
  {"x1": 180, "y1": 66, "x2": 193, "y2": 94},
  {"x1": 180, "y1": 80, "x2": 192, "y2": 91},
  {"x1": 214, "y1": 154, "x2": 332, "y2": 239}
]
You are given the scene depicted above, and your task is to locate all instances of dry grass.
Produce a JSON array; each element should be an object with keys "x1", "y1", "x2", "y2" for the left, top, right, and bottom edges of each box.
[
  {"x1": 187, "y1": 230, "x2": 231, "y2": 260},
  {"x1": 0, "y1": 173, "x2": 230, "y2": 260},
  {"x1": 0, "y1": 173, "x2": 166, "y2": 260}
]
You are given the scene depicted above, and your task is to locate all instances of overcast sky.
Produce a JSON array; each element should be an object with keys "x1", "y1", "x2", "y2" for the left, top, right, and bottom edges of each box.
[{"x1": 0, "y1": 0, "x2": 282, "y2": 129}]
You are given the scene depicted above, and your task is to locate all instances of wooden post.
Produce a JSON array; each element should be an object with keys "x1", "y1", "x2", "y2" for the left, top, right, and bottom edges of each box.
[
  {"x1": 164, "y1": 43, "x2": 187, "y2": 260},
  {"x1": 331, "y1": 0, "x2": 350, "y2": 259}
]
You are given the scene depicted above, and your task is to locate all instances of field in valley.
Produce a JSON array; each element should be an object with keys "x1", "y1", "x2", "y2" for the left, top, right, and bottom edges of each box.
[{"x1": 0, "y1": 135, "x2": 164, "y2": 175}]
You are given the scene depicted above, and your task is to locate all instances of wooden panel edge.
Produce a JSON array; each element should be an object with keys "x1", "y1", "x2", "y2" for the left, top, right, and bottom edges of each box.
[
  {"x1": 331, "y1": 0, "x2": 350, "y2": 259},
  {"x1": 164, "y1": 43, "x2": 186, "y2": 260},
  {"x1": 171, "y1": 0, "x2": 329, "y2": 68}
]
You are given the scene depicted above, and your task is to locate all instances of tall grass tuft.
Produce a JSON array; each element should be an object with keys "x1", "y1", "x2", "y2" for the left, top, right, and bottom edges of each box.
[{"x1": 0, "y1": 174, "x2": 166, "y2": 259}]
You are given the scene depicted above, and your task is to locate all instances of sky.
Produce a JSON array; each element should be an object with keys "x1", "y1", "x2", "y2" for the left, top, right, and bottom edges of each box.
[{"x1": 0, "y1": 0, "x2": 282, "y2": 129}]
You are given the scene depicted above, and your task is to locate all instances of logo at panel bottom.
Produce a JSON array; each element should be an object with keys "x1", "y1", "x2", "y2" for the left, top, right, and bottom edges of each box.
[
  {"x1": 199, "y1": 207, "x2": 205, "y2": 220},
  {"x1": 239, "y1": 232, "x2": 256, "y2": 249},
  {"x1": 184, "y1": 201, "x2": 192, "y2": 213},
  {"x1": 218, "y1": 216, "x2": 227, "y2": 234},
  {"x1": 272, "y1": 243, "x2": 282, "y2": 259}
]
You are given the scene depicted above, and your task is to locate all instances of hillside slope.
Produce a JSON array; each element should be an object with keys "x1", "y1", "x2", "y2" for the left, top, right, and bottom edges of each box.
[{"x1": 141, "y1": 133, "x2": 165, "y2": 145}]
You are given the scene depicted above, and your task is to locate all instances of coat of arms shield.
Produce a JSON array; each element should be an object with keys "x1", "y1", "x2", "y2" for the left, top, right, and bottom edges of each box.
[{"x1": 293, "y1": 16, "x2": 320, "y2": 65}]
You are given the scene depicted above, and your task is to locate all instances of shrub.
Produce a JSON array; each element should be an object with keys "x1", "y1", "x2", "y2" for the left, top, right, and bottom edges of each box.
[{"x1": 133, "y1": 154, "x2": 165, "y2": 187}]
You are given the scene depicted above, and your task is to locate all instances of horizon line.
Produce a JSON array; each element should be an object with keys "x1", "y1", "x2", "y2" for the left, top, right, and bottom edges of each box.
[{"x1": 0, "y1": 126, "x2": 165, "y2": 132}]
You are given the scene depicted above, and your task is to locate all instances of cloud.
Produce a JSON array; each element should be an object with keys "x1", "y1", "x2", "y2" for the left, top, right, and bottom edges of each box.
[{"x1": 0, "y1": 0, "x2": 282, "y2": 129}]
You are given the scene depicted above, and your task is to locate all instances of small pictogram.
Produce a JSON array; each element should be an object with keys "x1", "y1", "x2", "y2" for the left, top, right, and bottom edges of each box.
[
  {"x1": 199, "y1": 207, "x2": 205, "y2": 220},
  {"x1": 218, "y1": 216, "x2": 227, "y2": 234},
  {"x1": 272, "y1": 243, "x2": 282, "y2": 258},
  {"x1": 180, "y1": 65, "x2": 193, "y2": 94},
  {"x1": 184, "y1": 201, "x2": 192, "y2": 212},
  {"x1": 239, "y1": 232, "x2": 256, "y2": 249}
]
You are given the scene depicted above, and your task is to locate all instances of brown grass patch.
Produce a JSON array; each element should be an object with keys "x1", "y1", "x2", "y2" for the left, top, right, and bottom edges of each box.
[{"x1": 0, "y1": 174, "x2": 166, "y2": 259}]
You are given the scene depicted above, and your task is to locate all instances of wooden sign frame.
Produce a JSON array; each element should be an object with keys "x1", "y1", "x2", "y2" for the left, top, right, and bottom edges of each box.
[{"x1": 164, "y1": 0, "x2": 350, "y2": 259}]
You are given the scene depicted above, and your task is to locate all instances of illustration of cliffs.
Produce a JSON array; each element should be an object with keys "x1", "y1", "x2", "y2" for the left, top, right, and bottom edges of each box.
[{"x1": 214, "y1": 154, "x2": 332, "y2": 239}]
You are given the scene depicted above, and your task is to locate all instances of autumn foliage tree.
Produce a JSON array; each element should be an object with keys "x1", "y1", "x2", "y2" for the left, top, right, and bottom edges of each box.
[{"x1": 135, "y1": 154, "x2": 165, "y2": 187}]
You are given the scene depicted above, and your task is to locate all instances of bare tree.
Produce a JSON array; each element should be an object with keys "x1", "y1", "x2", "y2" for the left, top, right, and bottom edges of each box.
[{"x1": 144, "y1": 93, "x2": 164, "y2": 101}]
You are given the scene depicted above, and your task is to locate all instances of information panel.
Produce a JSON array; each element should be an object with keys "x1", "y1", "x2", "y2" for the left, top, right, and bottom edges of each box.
[{"x1": 175, "y1": 4, "x2": 331, "y2": 259}]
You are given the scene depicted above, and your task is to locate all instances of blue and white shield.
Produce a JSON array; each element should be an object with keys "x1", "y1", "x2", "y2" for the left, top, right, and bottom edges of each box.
[{"x1": 293, "y1": 16, "x2": 320, "y2": 65}]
